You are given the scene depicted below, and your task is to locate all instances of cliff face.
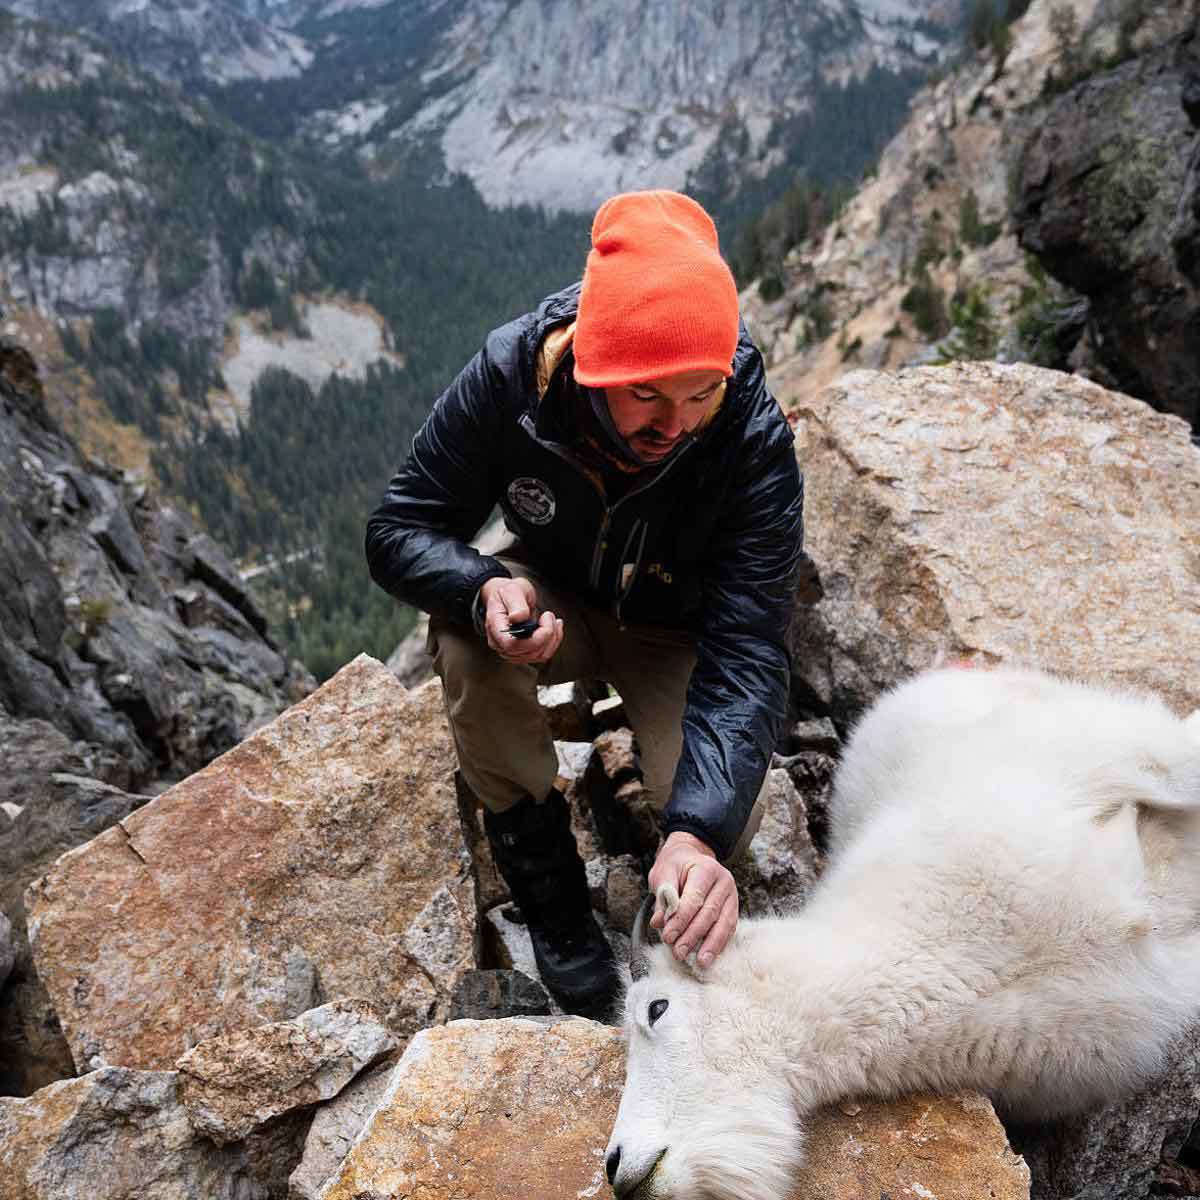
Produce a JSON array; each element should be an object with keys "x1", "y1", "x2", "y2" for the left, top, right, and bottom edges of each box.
[
  {"x1": 0, "y1": 337, "x2": 314, "y2": 1093},
  {"x1": 1013, "y1": 21, "x2": 1200, "y2": 427},
  {"x1": 0, "y1": 12, "x2": 308, "y2": 366},
  {"x1": 0, "y1": 340, "x2": 312, "y2": 795},
  {"x1": 6, "y1": 0, "x2": 966, "y2": 214},
  {"x1": 742, "y1": 0, "x2": 1200, "y2": 433},
  {"x1": 302, "y1": 0, "x2": 963, "y2": 213}
]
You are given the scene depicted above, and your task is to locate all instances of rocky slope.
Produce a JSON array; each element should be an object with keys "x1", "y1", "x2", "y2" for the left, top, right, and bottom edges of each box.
[
  {"x1": 2, "y1": 358, "x2": 1199, "y2": 1196},
  {"x1": 742, "y1": 0, "x2": 1200, "y2": 432},
  {"x1": 0, "y1": 339, "x2": 313, "y2": 1093}
]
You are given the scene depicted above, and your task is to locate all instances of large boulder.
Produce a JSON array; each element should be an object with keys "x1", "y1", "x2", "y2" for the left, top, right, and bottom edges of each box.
[
  {"x1": 317, "y1": 1017, "x2": 1030, "y2": 1200},
  {"x1": 26, "y1": 657, "x2": 477, "y2": 1072},
  {"x1": 791, "y1": 362, "x2": 1200, "y2": 725}
]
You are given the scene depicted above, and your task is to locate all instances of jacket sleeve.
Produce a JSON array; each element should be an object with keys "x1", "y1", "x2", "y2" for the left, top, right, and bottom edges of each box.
[
  {"x1": 661, "y1": 376, "x2": 805, "y2": 860},
  {"x1": 364, "y1": 325, "x2": 523, "y2": 628}
]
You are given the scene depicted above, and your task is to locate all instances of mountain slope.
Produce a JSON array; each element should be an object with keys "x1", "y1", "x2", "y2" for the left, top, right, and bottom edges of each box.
[
  {"x1": 292, "y1": 0, "x2": 965, "y2": 214},
  {"x1": 7, "y1": 0, "x2": 968, "y2": 217},
  {"x1": 739, "y1": 0, "x2": 1199, "y2": 433},
  {"x1": 3, "y1": 0, "x2": 313, "y2": 83}
]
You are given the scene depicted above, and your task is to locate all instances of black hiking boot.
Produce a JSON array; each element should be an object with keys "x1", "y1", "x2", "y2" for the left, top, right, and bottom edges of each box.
[{"x1": 484, "y1": 789, "x2": 620, "y2": 1021}]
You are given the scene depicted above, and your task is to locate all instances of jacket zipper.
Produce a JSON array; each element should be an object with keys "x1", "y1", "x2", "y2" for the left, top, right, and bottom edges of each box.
[
  {"x1": 517, "y1": 412, "x2": 695, "y2": 601},
  {"x1": 614, "y1": 519, "x2": 650, "y2": 625}
]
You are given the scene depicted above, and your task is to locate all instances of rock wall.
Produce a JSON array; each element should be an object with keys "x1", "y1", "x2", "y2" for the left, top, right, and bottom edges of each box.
[{"x1": 1014, "y1": 19, "x2": 1200, "y2": 429}]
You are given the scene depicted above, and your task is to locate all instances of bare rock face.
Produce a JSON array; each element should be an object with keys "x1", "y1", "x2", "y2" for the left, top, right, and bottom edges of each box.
[
  {"x1": 791, "y1": 362, "x2": 1200, "y2": 725},
  {"x1": 1014, "y1": 27, "x2": 1200, "y2": 429},
  {"x1": 26, "y1": 658, "x2": 477, "y2": 1072},
  {"x1": 316, "y1": 1017, "x2": 1029, "y2": 1200},
  {"x1": 0, "y1": 1067, "x2": 278, "y2": 1199},
  {"x1": 288, "y1": 1055, "x2": 400, "y2": 1200},
  {"x1": 0, "y1": 772, "x2": 153, "y2": 1095},
  {"x1": 0, "y1": 341, "x2": 313, "y2": 796},
  {"x1": 176, "y1": 998, "x2": 397, "y2": 1145}
]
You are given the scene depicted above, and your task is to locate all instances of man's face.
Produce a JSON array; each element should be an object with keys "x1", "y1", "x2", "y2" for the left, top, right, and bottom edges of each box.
[{"x1": 604, "y1": 369, "x2": 725, "y2": 463}]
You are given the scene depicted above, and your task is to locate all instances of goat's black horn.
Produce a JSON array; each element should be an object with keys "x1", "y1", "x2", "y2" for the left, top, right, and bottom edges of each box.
[{"x1": 630, "y1": 893, "x2": 657, "y2": 982}]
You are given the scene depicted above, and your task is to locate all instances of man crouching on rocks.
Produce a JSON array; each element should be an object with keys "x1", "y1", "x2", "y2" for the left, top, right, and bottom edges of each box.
[{"x1": 365, "y1": 189, "x2": 805, "y2": 1019}]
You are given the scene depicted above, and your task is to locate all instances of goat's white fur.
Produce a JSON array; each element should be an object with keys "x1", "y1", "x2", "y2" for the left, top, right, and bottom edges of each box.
[{"x1": 607, "y1": 665, "x2": 1200, "y2": 1200}]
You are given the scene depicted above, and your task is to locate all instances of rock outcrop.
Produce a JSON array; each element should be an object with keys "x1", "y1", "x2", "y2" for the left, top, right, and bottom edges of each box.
[
  {"x1": 26, "y1": 657, "x2": 475, "y2": 1072},
  {"x1": 0, "y1": 1067, "x2": 302, "y2": 1199},
  {"x1": 1014, "y1": 20, "x2": 1200, "y2": 429},
  {"x1": 790, "y1": 360, "x2": 1200, "y2": 724}
]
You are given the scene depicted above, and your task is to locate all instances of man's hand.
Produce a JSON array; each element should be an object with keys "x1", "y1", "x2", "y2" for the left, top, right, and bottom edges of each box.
[
  {"x1": 480, "y1": 576, "x2": 563, "y2": 664},
  {"x1": 647, "y1": 831, "x2": 738, "y2": 968}
]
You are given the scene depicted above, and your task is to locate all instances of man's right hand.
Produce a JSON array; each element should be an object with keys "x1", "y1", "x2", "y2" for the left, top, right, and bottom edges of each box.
[{"x1": 480, "y1": 576, "x2": 563, "y2": 664}]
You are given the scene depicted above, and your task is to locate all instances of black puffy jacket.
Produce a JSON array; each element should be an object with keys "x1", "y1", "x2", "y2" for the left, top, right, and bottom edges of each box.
[{"x1": 366, "y1": 284, "x2": 805, "y2": 859}]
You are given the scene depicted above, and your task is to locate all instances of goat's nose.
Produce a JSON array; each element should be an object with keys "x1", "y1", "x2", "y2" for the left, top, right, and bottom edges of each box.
[{"x1": 606, "y1": 1146, "x2": 621, "y2": 1184}]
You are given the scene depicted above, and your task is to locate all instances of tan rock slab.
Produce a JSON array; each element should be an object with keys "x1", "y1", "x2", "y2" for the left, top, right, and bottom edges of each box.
[
  {"x1": 320, "y1": 1017, "x2": 622, "y2": 1200},
  {"x1": 802, "y1": 1092, "x2": 1030, "y2": 1200},
  {"x1": 317, "y1": 1018, "x2": 1029, "y2": 1200},
  {"x1": 177, "y1": 997, "x2": 397, "y2": 1145},
  {"x1": 792, "y1": 363, "x2": 1200, "y2": 718},
  {"x1": 26, "y1": 657, "x2": 475, "y2": 1072}
]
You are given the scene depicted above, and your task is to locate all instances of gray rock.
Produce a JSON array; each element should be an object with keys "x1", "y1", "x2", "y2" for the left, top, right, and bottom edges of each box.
[
  {"x1": 384, "y1": 612, "x2": 432, "y2": 689},
  {"x1": 1013, "y1": 36, "x2": 1200, "y2": 429},
  {"x1": 0, "y1": 343, "x2": 310, "y2": 801},
  {"x1": 448, "y1": 970, "x2": 552, "y2": 1021},
  {"x1": 0, "y1": 1066, "x2": 300, "y2": 1199},
  {"x1": 1011, "y1": 1025, "x2": 1200, "y2": 1200},
  {"x1": 780, "y1": 715, "x2": 841, "y2": 756},
  {"x1": 732, "y1": 769, "x2": 819, "y2": 918},
  {"x1": 0, "y1": 911, "x2": 13, "y2": 992}
]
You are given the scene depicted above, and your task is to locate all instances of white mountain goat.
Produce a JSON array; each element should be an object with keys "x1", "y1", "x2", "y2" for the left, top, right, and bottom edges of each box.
[{"x1": 606, "y1": 665, "x2": 1200, "y2": 1200}]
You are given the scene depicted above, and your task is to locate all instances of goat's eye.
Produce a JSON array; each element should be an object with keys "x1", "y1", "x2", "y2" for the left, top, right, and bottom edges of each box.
[{"x1": 648, "y1": 998, "x2": 669, "y2": 1026}]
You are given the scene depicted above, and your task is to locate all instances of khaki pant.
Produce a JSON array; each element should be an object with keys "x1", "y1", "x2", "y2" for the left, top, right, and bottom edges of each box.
[{"x1": 428, "y1": 553, "x2": 767, "y2": 861}]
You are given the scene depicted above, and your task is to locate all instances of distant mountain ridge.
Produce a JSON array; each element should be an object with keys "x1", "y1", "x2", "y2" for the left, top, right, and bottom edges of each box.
[
  {"x1": 3, "y1": 0, "x2": 313, "y2": 83},
  {"x1": 5, "y1": 0, "x2": 967, "y2": 214}
]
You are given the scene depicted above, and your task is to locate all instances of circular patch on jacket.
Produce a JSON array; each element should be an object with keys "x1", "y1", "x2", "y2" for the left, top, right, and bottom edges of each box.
[{"x1": 507, "y1": 477, "x2": 556, "y2": 526}]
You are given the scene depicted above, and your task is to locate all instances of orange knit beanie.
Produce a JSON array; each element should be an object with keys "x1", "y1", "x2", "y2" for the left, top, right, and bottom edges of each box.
[{"x1": 573, "y1": 190, "x2": 740, "y2": 388}]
